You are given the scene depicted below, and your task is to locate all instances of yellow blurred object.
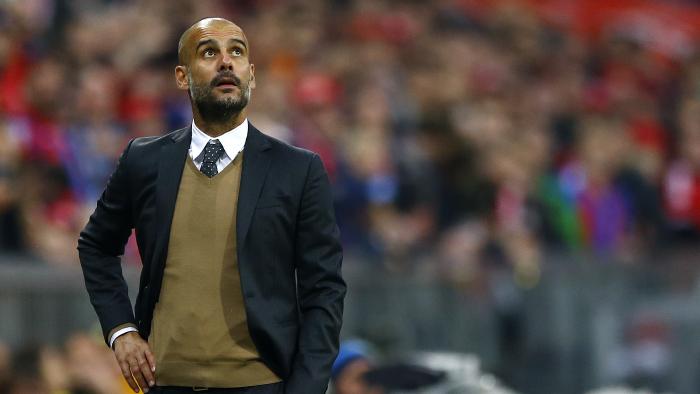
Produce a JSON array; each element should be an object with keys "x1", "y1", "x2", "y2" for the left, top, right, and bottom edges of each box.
[{"x1": 121, "y1": 377, "x2": 140, "y2": 393}]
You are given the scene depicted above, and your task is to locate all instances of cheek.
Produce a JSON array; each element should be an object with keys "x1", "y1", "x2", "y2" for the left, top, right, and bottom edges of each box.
[
  {"x1": 191, "y1": 76, "x2": 215, "y2": 91},
  {"x1": 191, "y1": 63, "x2": 217, "y2": 80}
]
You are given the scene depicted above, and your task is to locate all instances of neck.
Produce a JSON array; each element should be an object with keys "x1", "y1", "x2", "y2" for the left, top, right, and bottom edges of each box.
[{"x1": 192, "y1": 109, "x2": 247, "y2": 138}]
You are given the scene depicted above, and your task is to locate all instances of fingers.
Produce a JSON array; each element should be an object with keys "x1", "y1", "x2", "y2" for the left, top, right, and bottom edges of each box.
[
  {"x1": 119, "y1": 360, "x2": 140, "y2": 393},
  {"x1": 137, "y1": 354, "x2": 156, "y2": 388},
  {"x1": 114, "y1": 334, "x2": 156, "y2": 393},
  {"x1": 129, "y1": 357, "x2": 149, "y2": 392},
  {"x1": 145, "y1": 348, "x2": 156, "y2": 374}
]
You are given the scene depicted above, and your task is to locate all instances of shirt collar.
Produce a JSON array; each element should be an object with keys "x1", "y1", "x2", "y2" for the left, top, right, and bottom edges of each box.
[{"x1": 190, "y1": 119, "x2": 249, "y2": 162}]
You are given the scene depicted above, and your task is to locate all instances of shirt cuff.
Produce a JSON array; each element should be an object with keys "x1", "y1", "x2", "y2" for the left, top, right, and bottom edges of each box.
[{"x1": 109, "y1": 326, "x2": 139, "y2": 349}]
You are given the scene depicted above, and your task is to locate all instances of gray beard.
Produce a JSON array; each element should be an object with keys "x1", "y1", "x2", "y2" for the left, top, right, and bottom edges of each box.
[{"x1": 189, "y1": 75, "x2": 251, "y2": 123}]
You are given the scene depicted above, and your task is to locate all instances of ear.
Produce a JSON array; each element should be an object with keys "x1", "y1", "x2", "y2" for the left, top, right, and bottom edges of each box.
[
  {"x1": 249, "y1": 63, "x2": 256, "y2": 90},
  {"x1": 175, "y1": 65, "x2": 189, "y2": 90}
]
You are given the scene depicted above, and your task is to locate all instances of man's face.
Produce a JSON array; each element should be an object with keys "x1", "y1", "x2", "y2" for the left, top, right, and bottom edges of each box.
[{"x1": 176, "y1": 19, "x2": 256, "y2": 123}]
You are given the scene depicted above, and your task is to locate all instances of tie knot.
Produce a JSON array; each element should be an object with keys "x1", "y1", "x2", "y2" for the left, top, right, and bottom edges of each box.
[{"x1": 202, "y1": 139, "x2": 225, "y2": 164}]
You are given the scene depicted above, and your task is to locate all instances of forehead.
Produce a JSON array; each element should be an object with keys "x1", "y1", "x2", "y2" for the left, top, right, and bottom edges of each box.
[{"x1": 185, "y1": 21, "x2": 248, "y2": 49}]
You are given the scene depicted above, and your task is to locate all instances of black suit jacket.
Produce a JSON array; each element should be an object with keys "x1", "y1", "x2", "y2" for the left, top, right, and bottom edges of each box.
[{"x1": 77, "y1": 124, "x2": 346, "y2": 394}]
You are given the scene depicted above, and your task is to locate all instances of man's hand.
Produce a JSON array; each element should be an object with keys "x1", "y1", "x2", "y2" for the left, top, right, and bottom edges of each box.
[{"x1": 113, "y1": 331, "x2": 156, "y2": 393}]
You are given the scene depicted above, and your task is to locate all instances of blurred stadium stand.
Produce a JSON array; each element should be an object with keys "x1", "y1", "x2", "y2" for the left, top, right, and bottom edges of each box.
[{"x1": 3, "y1": 0, "x2": 700, "y2": 393}]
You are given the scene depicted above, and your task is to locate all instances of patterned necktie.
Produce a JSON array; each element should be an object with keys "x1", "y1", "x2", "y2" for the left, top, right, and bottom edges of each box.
[{"x1": 200, "y1": 139, "x2": 225, "y2": 178}]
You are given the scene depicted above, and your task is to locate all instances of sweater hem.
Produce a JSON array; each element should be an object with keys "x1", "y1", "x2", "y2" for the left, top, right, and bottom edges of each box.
[{"x1": 155, "y1": 360, "x2": 282, "y2": 388}]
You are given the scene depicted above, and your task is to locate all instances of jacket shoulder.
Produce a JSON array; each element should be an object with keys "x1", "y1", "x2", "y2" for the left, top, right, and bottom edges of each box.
[
  {"x1": 126, "y1": 127, "x2": 188, "y2": 155},
  {"x1": 131, "y1": 128, "x2": 184, "y2": 148}
]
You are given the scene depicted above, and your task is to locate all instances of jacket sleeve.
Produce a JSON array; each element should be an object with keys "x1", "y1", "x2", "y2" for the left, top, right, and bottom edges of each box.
[
  {"x1": 285, "y1": 154, "x2": 346, "y2": 394},
  {"x1": 77, "y1": 139, "x2": 137, "y2": 346}
]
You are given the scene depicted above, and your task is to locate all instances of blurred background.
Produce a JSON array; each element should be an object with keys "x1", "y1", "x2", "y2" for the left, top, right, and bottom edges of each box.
[{"x1": 2, "y1": 0, "x2": 700, "y2": 393}]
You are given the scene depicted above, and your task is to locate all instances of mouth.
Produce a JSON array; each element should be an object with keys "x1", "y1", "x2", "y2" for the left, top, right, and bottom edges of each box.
[{"x1": 214, "y1": 77, "x2": 239, "y2": 89}]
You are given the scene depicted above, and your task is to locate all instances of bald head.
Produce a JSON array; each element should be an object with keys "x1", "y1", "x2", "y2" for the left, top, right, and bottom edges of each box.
[
  {"x1": 174, "y1": 17, "x2": 256, "y2": 132},
  {"x1": 178, "y1": 18, "x2": 248, "y2": 66}
]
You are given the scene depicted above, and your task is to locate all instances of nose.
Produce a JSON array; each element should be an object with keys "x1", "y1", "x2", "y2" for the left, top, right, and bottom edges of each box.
[{"x1": 219, "y1": 53, "x2": 234, "y2": 71}]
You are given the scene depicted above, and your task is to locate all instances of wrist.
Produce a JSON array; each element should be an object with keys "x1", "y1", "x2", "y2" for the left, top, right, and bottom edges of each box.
[{"x1": 109, "y1": 326, "x2": 139, "y2": 349}]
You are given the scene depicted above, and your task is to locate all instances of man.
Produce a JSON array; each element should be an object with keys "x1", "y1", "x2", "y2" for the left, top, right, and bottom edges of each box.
[{"x1": 77, "y1": 17, "x2": 345, "y2": 394}]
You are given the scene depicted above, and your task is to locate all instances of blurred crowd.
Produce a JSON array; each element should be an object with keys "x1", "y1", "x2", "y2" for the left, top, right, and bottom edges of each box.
[
  {"x1": 5, "y1": 1, "x2": 700, "y2": 393},
  {"x1": 0, "y1": 331, "x2": 136, "y2": 394},
  {"x1": 2, "y1": 334, "x2": 509, "y2": 394},
  {"x1": 3, "y1": 0, "x2": 700, "y2": 282}
]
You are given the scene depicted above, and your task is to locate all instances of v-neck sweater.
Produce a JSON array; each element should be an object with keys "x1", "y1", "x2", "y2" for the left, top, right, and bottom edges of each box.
[{"x1": 148, "y1": 152, "x2": 281, "y2": 387}]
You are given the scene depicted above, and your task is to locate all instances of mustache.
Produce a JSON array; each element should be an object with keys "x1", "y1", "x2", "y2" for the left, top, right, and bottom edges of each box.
[{"x1": 210, "y1": 72, "x2": 241, "y2": 87}]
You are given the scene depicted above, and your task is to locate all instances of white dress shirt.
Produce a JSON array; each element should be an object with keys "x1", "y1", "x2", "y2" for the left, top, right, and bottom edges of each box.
[
  {"x1": 108, "y1": 119, "x2": 249, "y2": 349},
  {"x1": 189, "y1": 119, "x2": 248, "y2": 172}
]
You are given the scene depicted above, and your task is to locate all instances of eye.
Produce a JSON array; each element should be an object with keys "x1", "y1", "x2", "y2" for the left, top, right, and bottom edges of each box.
[
  {"x1": 203, "y1": 48, "x2": 216, "y2": 57},
  {"x1": 232, "y1": 47, "x2": 242, "y2": 56}
]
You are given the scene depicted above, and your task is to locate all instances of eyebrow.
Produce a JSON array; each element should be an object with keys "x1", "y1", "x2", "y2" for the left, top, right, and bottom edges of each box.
[{"x1": 196, "y1": 38, "x2": 248, "y2": 52}]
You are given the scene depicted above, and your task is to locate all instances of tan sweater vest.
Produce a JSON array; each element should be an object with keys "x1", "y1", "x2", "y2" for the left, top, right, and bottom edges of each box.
[{"x1": 148, "y1": 153, "x2": 281, "y2": 387}]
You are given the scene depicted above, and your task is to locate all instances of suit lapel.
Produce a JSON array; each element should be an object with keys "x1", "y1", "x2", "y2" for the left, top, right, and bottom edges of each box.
[
  {"x1": 149, "y1": 123, "x2": 270, "y2": 279},
  {"x1": 237, "y1": 124, "x2": 272, "y2": 250},
  {"x1": 151, "y1": 126, "x2": 191, "y2": 280}
]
